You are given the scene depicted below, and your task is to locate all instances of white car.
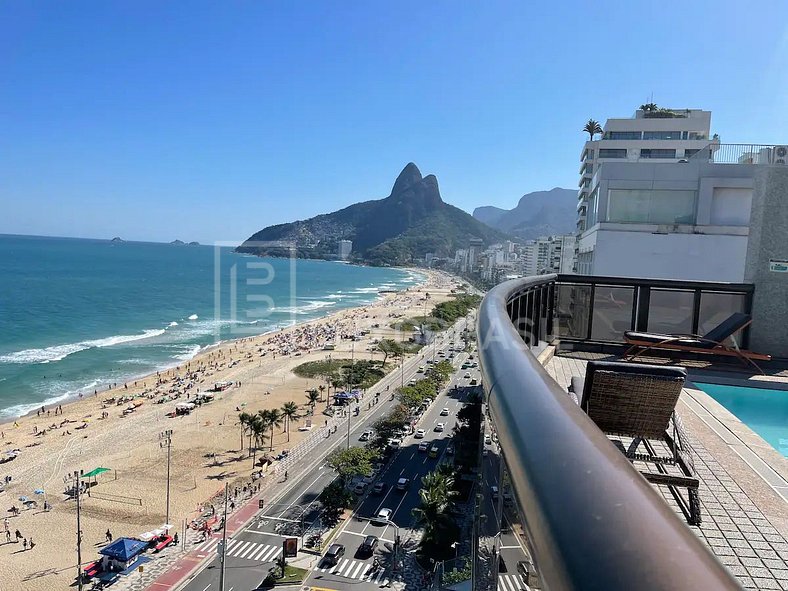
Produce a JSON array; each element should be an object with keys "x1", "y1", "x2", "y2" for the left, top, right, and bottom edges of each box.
[
  {"x1": 388, "y1": 438, "x2": 402, "y2": 449},
  {"x1": 414, "y1": 429, "x2": 426, "y2": 439},
  {"x1": 464, "y1": 373, "x2": 471, "y2": 379},
  {"x1": 396, "y1": 477, "x2": 409, "y2": 491},
  {"x1": 374, "y1": 507, "x2": 393, "y2": 525},
  {"x1": 418, "y1": 441, "x2": 429, "y2": 452},
  {"x1": 440, "y1": 407, "x2": 449, "y2": 416},
  {"x1": 435, "y1": 422, "x2": 445, "y2": 432}
]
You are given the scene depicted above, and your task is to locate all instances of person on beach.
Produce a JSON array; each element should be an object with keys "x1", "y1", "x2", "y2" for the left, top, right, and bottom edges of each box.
[
  {"x1": 14, "y1": 529, "x2": 21, "y2": 542},
  {"x1": 106, "y1": 529, "x2": 113, "y2": 542},
  {"x1": 29, "y1": 537, "x2": 35, "y2": 550},
  {"x1": 22, "y1": 538, "x2": 27, "y2": 551},
  {"x1": 5, "y1": 530, "x2": 10, "y2": 543}
]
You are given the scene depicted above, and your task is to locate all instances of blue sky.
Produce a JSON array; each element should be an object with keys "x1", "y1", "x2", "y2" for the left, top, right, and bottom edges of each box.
[{"x1": 1, "y1": 1, "x2": 787, "y2": 244}]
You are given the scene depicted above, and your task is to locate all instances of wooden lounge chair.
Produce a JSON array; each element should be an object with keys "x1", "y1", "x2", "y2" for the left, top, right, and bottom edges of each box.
[
  {"x1": 622, "y1": 312, "x2": 770, "y2": 371},
  {"x1": 570, "y1": 360, "x2": 701, "y2": 526}
]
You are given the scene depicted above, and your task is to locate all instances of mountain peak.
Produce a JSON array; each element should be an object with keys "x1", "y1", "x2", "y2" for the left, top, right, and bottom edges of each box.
[{"x1": 391, "y1": 162, "x2": 423, "y2": 195}]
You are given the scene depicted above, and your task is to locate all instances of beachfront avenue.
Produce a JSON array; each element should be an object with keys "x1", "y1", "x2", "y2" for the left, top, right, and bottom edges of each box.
[{"x1": 174, "y1": 315, "x2": 480, "y2": 591}]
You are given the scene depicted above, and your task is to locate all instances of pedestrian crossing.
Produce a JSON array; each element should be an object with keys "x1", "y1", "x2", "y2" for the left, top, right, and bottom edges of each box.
[
  {"x1": 498, "y1": 573, "x2": 528, "y2": 591},
  {"x1": 194, "y1": 537, "x2": 283, "y2": 563},
  {"x1": 316, "y1": 558, "x2": 389, "y2": 584}
]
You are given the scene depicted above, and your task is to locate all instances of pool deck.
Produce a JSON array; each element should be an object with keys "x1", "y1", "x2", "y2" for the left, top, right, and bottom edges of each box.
[{"x1": 545, "y1": 351, "x2": 788, "y2": 590}]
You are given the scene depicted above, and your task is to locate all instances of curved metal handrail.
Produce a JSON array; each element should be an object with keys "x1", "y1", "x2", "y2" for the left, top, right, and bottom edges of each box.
[{"x1": 477, "y1": 276, "x2": 740, "y2": 590}]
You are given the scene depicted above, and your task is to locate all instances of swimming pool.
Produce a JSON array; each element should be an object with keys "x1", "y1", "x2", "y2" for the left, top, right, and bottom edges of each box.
[{"x1": 696, "y1": 382, "x2": 788, "y2": 458}]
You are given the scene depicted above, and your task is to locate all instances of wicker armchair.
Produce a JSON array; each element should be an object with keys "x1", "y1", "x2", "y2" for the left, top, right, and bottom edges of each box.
[{"x1": 571, "y1": 360, "x2": 701, "y2": 526}]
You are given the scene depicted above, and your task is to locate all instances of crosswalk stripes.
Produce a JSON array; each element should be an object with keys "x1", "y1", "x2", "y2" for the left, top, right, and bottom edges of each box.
[
  {"x1": 498, "y1": 574, "x2": 528, "y2": 591},
  {"x1": 193, "y1": 537, "x2": 283, "y2": 563},
  {"x1": 316, "y1": 558, "x2": 389, "y2": 584}
]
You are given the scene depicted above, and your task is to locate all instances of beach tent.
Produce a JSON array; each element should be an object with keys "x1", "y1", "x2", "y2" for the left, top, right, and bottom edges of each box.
[
  {"x1": 82, "y1": 467, "x2": 110, "y2": 479},
  {"x1": 99, "y1": 537, "x2": 148, "y2": 571}
]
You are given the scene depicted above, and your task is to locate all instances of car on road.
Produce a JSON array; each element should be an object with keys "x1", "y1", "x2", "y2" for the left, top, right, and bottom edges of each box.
[
  {"x1": 464, "y1": 373, "x2": 471, "y2": 379},
  {"x1": 388, "y1": 438, "x2": 402, "y2": 449},
  {"x1": 470, "y1": 379, "x2": 478, "y2": 385},
  {"x1": 396, "y1": 477, "x2": 409, "y2": 491},
  {"x1": 423, "y1": 397, "x2": 432, "y2": 406},
  {"x1": 414, "y1": 428, "x2": 426, "y2": 439},
  {"x1": 446, "y1": 444, "x2": 454, "y2": 455},
  {"x1": 353, "y1": 482, "x2": 367, "y2": 495},
  {"x1": 440, "y1": 407, "x2": 449, "y2": 416},
  {"x1": 372, "y1": 482, "x2": 386, "y2": 495},
  {"x1": 417, "y1": 366, "x2": 425, "y2": 373},
  {"x1": 418, "y1": 441, "x2": 429, "y2": 452},
  {"x1": 359, "y1": 430, "x2": 372, "y2": 442},
  {"x1": 435, "y1": 422, "x2": 445, "y2": 432},
  {"x1": 374, "y1": 508, "x2": 392, "y2": 525},
  {"x1": 358, "y1": 535, "x2": 378, "y2": 556},
  {"x1": 484, "y1": 434, "x2": 492, "y2": 445},
  {"x1": 324, "y1": 543, "x2": 345, "y2": 565},
  {"x1": 491, "y1": 485, "x2": 499, "y2": 499},
  {"x1": 429, "y1": 444, "x2": 439, "y2": 458}
]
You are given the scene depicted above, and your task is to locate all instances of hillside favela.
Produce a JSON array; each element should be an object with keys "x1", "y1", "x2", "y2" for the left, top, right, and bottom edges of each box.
[{"x1": 0, "y1": 4, "x2": 786, "y2": 591}]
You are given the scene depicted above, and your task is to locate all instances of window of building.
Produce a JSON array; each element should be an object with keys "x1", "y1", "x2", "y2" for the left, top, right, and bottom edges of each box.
[
  {"x1": 640, "y1": 148, "x2": 676, "y2": 159},
  {"x1": 642, "y1": 131, "x2": 682, "y2": 140},
  {"x1": 684, "y1": 149, "x2": 699, "y2": 158},
  {"x1": 607, "y1": 189, "x2": 696, "y2": 224},
  {"x1": 605, "y1": 131, "x2": 642, "y2": 140},
  {"x1": 584, "y1": 149, "x2": 594, "y2": 160},
  {"x1": 599, "y1": 148, "x2": 627, "y2": 158},
  {"x1": 688, "y1": 132, "x2": 706, "y2": 140}
]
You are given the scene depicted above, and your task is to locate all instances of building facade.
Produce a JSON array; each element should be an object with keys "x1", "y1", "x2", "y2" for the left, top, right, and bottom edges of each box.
[{"x1": 337, "y1": 239, "x2": 352, "y2": 260}]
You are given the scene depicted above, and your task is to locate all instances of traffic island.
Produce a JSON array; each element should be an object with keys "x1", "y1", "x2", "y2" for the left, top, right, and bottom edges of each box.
[{"x1": 260, "y1": 564, "x2": 309, "y2": 587}]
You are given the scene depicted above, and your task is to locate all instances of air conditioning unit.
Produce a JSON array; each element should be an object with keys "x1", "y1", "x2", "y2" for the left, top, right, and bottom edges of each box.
[{"x1": 773, "y1": 145, "x2": 788, "y2": 165}]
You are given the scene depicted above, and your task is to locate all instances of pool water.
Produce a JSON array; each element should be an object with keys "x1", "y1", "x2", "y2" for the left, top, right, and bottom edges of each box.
[{"x1": 696, "y1": 382, "x2": 788, "y2": 458}]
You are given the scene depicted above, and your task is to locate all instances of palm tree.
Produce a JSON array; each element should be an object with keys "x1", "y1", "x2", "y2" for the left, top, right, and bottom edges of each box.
[
  {"x1": 281, "y1": 401, "x2": 300, "y2": 441},
  {"x1": 583, "y1": 119, "x2": 603, "y2": 141},
  {"x1": 639, "y1": 102, "x2": 658, "y2": 112},
  {"x1": 318, "y1": 384, "x2": 326, "y2": 402},
  {"x1": 238, "y1": 411, "x2": 253, "y2": 451},
  {"x1": 412, "y1": 471, "x2": 457, "y2": 551},
  {"x1": 305, "y1": 390, "x2": 320, "y2": 409},
  {"x1": 260, "y1": 408, "x2": 284, "y2": 451},
  {"x1": 249, "y1": 415, "x2": 266, "y2": 468}
]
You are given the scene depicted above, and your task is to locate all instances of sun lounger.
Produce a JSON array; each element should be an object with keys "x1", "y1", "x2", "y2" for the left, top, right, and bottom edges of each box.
[
  {"x1": 623, "y1": 312, "x2": 770, "y2": 371},
  {"x1": 570, "y1": 360, "x2": 701, "y2": 526}
]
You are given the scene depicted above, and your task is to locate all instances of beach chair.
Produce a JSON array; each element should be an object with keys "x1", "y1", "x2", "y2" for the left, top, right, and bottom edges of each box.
[
  {"x1": 570, "y1": 360, "x2": 701, "y2": 526},
  {"x1": 622, "y1": 312, "x2": 770, "y2": 371}
]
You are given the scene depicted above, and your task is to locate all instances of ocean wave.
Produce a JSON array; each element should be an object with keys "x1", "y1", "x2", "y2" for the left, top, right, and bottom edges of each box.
[
  {"x1": 0, "y1": 381, "x2": 99, "y2": 419},
  {"x1": 275, "y1": 300, "x2": 336, "y2": 315},
  {"x1": 350, "y1": 286, "x2": 381, "y2": 294},
  {"x1": 173, "y1": 344, "x2": 202, "y2": 361},
  {"x1": 188, "y1": 314, "x2": 199, "y2": 320},
  {"x1": 169, "y1": 321, "x2": 179, "y2": 327},
  {"x1": 0, "y1": 329, "x2": 166, "y2": 365}
]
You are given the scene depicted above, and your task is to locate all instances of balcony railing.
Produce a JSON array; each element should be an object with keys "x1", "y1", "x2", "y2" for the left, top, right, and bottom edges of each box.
[
  {"x1": 477, "y1": 274, "x2": 746, "y2": 590},
  {"x1": 688, "y1": 142, "x2": 786, "y2": 165}
]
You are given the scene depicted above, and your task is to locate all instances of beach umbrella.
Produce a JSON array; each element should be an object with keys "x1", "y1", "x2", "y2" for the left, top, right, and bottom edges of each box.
[{"x1": 34, "y1": 489, "x2": 45, "y2": 495}]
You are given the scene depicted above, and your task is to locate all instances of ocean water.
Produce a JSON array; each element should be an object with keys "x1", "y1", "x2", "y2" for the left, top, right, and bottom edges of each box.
[
  {"x1": 696, "y1": 382, "x2": 788, "y2": 457},
  {"x1": 0, "y1": 235, "x2": 420, "y2": 419}
]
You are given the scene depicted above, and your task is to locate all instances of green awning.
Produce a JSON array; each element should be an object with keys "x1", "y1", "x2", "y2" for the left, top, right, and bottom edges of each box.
[{"x1": 81, "y1": 467, "x2": 110, "y2": 479}]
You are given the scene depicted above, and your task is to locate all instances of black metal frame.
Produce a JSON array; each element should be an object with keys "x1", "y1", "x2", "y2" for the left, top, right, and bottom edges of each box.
[{"x1": 477, "y1": 275, "x2": 742, "y2": 590}]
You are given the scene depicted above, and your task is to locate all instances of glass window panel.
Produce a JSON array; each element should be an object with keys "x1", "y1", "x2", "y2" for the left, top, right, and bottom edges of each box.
[
  {"x1": 640, "y1": 148, "x2": 677, "y2": 159},
  {"x1": 556, "y1": 284, "x2": 591, "y2": 339},
  {"x1": 591, "y1": 286, "x2": 634, "y2": 341},
  {"x1": 607, "y1": 189, "x2": 696, "y2": 224},
  {"x1": 647, "y1": 289, "x2": 694, "y2": 335},
  {"x1": 607, "y1": 131, "x2": 642, "y2": 140},
  {"x1": 608, "y1": 190, "x2": 649, "y2": 223},
  {"x1": 698, "y1": 292, "x2": 746, "y2": 342},
  {"x1": 599, "y1": 148, "x2": 627, "y2": 158},
  {"x1": 643, "y1": 131, "x2": 682, "y2": 140}
]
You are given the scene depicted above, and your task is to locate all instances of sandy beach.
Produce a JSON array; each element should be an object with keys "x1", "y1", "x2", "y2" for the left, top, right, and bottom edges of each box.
[{"x1": 0, "y1": 268, "x2": 462, "y2": 590}]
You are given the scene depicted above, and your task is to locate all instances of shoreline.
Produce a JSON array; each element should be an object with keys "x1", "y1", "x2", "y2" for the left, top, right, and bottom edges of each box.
[
  {"x1": 0, "y1": 266, "x2": 427, "y2": 426},
  {"x1": 0, "y1": 267, "x2": 459, "y2": 591}
]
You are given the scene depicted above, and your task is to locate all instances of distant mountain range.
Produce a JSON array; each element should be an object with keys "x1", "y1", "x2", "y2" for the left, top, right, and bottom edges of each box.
[
  {"x1": 237, "y1": 163, "x2": 507, "y2": 266},
  {"x1": 472, "y1": 187, "x2": 577, "y2": 240}
]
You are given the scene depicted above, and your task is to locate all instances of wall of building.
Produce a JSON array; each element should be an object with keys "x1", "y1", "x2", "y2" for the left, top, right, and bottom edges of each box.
[
  {"x1": 744, "y1": 166, "x2": 788, "y2": 358},
  {"x1": 589, "y1": 229, "x2": 749, "y2": 282}
]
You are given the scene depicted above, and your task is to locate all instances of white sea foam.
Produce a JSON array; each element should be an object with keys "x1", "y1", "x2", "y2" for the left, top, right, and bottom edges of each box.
[
  {"x1": 173, "y1": 344, "x2": 202, "y2": 361},
  {"x1": 169, "y1": 321, "x2": 179, "y2": 327},
  {"x1": 0, "y1": 381, "x2": 99, "y2": 419},
  {"x1": 188, "y1": 314, "x2": 199, "y2": 320},
  {"x1": 275, "y1": 300, "x2": 336, "y2": 315},
  {"x1": 0, "y1": 329, "x2": 166, "y2": 365}
]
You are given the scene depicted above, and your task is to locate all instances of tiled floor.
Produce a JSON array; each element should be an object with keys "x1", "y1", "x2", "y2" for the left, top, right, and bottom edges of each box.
[{"x1": 545, "y1": 354, "x2": 788, "y2": 590}]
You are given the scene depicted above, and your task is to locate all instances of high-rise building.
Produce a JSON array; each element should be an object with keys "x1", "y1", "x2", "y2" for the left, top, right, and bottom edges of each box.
[
  {"x1": 337, "y1": 239, "x2": 352, "y2": 260},
  {"x1": 467, "y1": 238, "x2": 484, "y2": 272}
]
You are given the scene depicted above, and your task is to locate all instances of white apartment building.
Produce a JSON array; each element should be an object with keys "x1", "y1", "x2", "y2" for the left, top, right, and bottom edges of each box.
[
  {"x1": 337, "y1": 239, "x2": 352, "y2": 260},
  {"x1": 576, "y1": 110, "x2": 788, "y2": 282},
  {"x1": 577, "y1": 108, "x2": 713, "y2": 236},
  {"x1": 522, "y1": 235, "x2": 576, "y2": 276}
]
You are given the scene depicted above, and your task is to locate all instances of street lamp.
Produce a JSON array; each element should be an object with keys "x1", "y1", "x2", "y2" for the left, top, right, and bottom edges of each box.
[{"x1": 159, "y1": 430, "x2": 173, "y2": 527}]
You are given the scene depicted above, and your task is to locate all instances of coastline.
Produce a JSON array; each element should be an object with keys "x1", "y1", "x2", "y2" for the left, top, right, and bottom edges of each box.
[
  {"x1": 0, "y1": 265, "x2": 426, "y2": 425},
  {"x1": 0, "y1": 267, "x2": 457, "y2": 591}
]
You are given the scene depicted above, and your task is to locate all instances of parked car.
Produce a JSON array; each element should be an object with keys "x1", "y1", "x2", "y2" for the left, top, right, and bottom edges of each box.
[
  {"x1": 440, "y1": 407, "x2": 449, "y2": 416},
  {"x1": 388, "y1": 438, "x2": 402, "y2": 449},
  {"x1": 359, "y1": 430, "x2": 372, "y2": 442},
  {"x1": 418, "y1": 441, "x2": 429, "y2": 452},
  {"x1": 353, "y1": 482, "x2": 367, "y2": 495},
  {"x1": 374, "y1": 507, "x2": 393, "y2": 525},
  {"x1": 358, "y1": 535, "x2": 378, "y2": 556},
  {"x1": 372, "y1": 482, "x2": 386, "y2": 495},
  {"x1": 470, "y1": 379, "x2": 478, "y2": 385},
  {"x1": 435, "y1": 422, "x2": 445, "y2": 432},
  {"x1": 464, "y1": 373, "x2": 471, "y2": 379},
  {"x1": 396, "y1": 477, "x2": 409, "y2": 491},
  {"x1": 414, "y1": 429, "x2": 426, "y2": 439},
  {"x1": 484, "y1": 434, "x2": 492, "y2": 445},
  {"x1": 324, "y1": 543, "x2": 345, "y2": 565}
]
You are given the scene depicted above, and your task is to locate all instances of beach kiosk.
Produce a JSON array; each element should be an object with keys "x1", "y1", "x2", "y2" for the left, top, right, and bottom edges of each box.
[{"x1": 95, "y1": 537, "x2": 151, "y2": 577}]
